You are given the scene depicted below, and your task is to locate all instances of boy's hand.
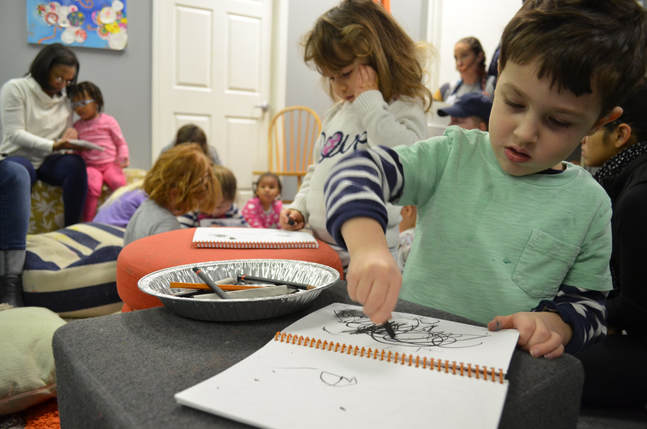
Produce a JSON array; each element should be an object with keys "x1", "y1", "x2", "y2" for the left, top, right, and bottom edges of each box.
[
  {"x1": 342, "y1": 217, "x2": 401, "y2": 324},
  {"x1": 346, "y1": 246, "x2": 401, "y2": 324},
  {"x1": 279, "y1": 208, "x2": 304, "y2": 230},
  {"x1": 353, "y1": 64, "x2": 379, "y2": 98},
  {"x1": 488, "y1": 311, "x2": 573, "y2": 359}
]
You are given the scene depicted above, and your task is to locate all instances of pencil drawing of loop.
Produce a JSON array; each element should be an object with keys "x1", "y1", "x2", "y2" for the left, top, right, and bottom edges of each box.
[{"x1": 319, "y1": 371, "x2": 358, "y2": 387}]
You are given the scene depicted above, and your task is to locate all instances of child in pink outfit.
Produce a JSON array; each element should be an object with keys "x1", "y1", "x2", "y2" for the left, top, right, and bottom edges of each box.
[
  {"x1": 242, "y1": 172, "x2": 282, "y2": 228},
  {"x1": 71, "y1": 81, "x2": 129, "y2": 221}
]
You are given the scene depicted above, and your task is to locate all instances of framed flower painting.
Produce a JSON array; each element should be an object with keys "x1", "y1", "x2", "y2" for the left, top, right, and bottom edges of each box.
[{"x1": 27, "y1": 0, "x2": 128, "y2": 50}]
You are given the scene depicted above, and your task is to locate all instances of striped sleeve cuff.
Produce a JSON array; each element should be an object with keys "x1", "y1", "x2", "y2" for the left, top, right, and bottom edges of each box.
[{"x1": 532, "y1": 284, "x2": 608, "y2": 354}]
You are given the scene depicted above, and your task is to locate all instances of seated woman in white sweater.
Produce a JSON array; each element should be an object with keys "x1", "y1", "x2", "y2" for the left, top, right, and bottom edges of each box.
[{"x1": 0, "y1": 43, "x2": 88, "y2": 226}]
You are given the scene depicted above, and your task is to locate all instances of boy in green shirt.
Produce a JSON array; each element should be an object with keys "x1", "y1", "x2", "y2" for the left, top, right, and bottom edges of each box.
[{"x1": 324, "y1": 0, "x2": 647, "y2": 358}]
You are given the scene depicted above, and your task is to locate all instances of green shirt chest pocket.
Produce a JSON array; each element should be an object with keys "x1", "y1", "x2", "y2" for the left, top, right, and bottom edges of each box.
[{"x1": 512, "y1": 229, "x2": 581, "y2": 299}]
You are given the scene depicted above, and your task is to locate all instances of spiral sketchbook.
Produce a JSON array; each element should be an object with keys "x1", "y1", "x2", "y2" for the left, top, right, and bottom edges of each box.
[
  {"x1": 175, "y1": 303, "x2": 519, "y2": 429},
  {"x1": 191, "y1": 227, "x2": 318, "y2": 249}
]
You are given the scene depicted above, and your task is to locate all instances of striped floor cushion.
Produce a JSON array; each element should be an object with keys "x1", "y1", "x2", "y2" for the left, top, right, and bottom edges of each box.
[{"x1": 23, "y1": 222, "x2": 125, "y2": 318}]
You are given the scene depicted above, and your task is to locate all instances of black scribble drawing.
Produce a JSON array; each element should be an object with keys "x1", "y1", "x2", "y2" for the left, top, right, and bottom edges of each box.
[
  {"x1": 273, "y1": 367, "x2": 359, "y2": 388},
  {"x1": 323, "y1": 308, "x2": 488, "y2": 350},
  {"x1": 320, "y1": 371, "x2": 358, "y2": 387}
]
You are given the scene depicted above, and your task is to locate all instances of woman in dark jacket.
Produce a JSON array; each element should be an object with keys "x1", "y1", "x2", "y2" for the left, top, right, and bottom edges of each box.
[{"x1": 578, "y1": 83, "x2": 647, "y2": 408}]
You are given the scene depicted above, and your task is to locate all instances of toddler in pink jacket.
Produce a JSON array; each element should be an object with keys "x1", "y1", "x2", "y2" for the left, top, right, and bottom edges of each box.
[
  {"x1": 70, "y1": 81, "x2": 129, "y2": 221},
  {"x1": 242, "y1": 172, "x2": 282, "y2": 228}
]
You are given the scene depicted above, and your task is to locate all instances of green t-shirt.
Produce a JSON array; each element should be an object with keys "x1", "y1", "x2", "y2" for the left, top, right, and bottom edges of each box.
[{"x1": 395, "y1": 127, "x2": 612, "y2": 324}]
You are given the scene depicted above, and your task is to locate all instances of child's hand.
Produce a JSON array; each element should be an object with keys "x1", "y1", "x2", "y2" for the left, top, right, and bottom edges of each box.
[
  {"x1": 62, "y1": 127, "x2": 78, "y2": 140},
  {"x1": 488, "y1": 311, "x2": 573, "y2": 359},
  {"x1": 353, "y1": 64, "x2": 379, "y2": 98},
  {"x1": 279, "y1": 208, "x2": 304, "y2": 230},
  {"x1": 346, "y1": 245, "x2": 402, "y2": 324},
  {"x1": 342, "y1": 217, "x2": 401, "y2": 324},
  {"x1": 119, "y1": 157, "x2": 130, "y2": 168}
]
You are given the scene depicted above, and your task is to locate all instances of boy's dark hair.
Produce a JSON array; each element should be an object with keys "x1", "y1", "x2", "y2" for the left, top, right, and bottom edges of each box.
[
  {"x1": 603, "y1": 82, "x2": 647, "y2": 143},
  {"x1": 68, "y1": 81, "x2": 104, "y2": 112},
  {"x1": 175, "y1": 124, "x2": 208, "y2": 154},
  {"x1": 499, "y1": 0, "x2": 647, "y2": 118},
  {"x1": 255, "y1": 172, "x2": 282, "y2": 195},
  {"x1": 28, "y1": 43, "x2": 79, "y2": 92}
]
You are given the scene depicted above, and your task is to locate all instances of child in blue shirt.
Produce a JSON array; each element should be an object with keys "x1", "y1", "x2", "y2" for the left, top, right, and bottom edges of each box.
[{"x1": 324, "y1": 0, "x2": 647, "y2": 359}]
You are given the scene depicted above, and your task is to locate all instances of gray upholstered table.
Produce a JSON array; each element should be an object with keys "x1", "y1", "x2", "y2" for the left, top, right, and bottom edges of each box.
[{"x1": 53, "y1": 281, "x2": 583, "y2": 428}]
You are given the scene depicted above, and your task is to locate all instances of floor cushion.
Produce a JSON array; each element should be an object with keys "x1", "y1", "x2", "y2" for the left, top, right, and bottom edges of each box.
[
  {"x1": 0, "y1": 306, "x2": 65, "y2": 415},
  {"x1": 29, "y1": 167, "x2": 146, "y2": 234},
  {"x1": 23, "y1": 222, "x2": 125, "y2": 318}
]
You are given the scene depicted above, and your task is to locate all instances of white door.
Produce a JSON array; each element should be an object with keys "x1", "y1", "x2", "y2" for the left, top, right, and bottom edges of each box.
[{"x1": 152, "y1": 0, "x2": 275, "y2": 205}]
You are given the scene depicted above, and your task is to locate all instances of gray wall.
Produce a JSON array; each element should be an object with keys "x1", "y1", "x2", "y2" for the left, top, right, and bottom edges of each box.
[{"x1": 0, "y1": 1, "x2": 153, "y2": 170}]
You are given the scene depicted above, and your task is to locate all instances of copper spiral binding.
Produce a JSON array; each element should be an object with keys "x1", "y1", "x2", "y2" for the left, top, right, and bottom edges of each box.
[
  {"x1": 274, "y1": 331, "x2": 506, "y2": 384},
  {"x1": 193, "y1": 241, "x2": 317, "y2": 249}
]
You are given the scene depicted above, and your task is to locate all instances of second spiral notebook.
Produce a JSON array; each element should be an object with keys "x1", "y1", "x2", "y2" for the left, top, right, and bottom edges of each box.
[
  {"x1": 175, "y1": 302, "x2": 519, "y2": 429},
  {"x1": 191, "y1": 227, "x2": 319, "y2": 249}
]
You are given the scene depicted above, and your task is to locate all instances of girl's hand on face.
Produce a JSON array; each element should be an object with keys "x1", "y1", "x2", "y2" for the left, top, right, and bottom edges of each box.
[{"x1": 353, "y1": 64, "x2": 379, "y2": 98}]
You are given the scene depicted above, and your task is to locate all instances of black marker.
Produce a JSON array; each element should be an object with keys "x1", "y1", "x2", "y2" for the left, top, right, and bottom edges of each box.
[
  {"x1": 237, "y1": 274, "x2": 315, "y2": 290},
  {"x1": 382, "y1": 321, "x2": 396, "y2": 339},
  {"x1": 192, "y1": 266, "x2": 228, "y2": 299}
]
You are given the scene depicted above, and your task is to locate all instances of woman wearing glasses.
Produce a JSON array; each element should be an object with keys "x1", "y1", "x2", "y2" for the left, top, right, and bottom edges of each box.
[
  {"x1": 0, "y1": 43, "x2": 87, "y2": 306},
  {"x1": 0, "y1": 43, "x2": 88, "y2": 227}
]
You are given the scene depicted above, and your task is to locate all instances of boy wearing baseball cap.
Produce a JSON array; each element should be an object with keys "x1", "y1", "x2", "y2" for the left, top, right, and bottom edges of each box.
[{"x1": 437, "y1": 92, "x2": 492, "y2": 131}]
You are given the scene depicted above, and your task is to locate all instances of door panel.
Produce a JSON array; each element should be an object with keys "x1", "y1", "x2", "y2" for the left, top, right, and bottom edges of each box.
[{"x1": 153, "y1": 0, "x2": 272, "y2": 205}]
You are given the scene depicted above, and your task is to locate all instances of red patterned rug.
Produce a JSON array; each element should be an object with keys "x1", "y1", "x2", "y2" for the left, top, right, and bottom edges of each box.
[
  {"x1": 0, "y1": 399, "x2": 60, "y2": 429},
  {"x1": 24, "y1": 399, "x2": 60, "y2": 429}
]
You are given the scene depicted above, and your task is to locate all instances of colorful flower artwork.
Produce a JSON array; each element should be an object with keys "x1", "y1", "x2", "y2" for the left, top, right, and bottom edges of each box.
[{"x1": 27, "y1": 0, "x2": 128, "y2": 50}]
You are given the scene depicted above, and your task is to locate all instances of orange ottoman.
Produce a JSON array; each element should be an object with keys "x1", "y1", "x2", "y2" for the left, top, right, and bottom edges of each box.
[{"x1": 116, "y1": 228, "x2": 344, "y2": 312}]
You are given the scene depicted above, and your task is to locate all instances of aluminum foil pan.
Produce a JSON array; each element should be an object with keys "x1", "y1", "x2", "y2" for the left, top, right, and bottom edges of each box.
[{"x1": 138, "y1": 259, "x2": 340, "y2": 322}]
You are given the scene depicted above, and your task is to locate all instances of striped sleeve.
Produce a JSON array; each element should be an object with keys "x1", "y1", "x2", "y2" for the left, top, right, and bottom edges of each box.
[
  {"x1": 532, "y1": 284, "x2": 608, "y2": 354},
  {"x1": 324, "y1": 145, "x2": 405, "y2": 249},
  {"x1": 177, "y1": 211, "x2": 199, "y2": 228}
]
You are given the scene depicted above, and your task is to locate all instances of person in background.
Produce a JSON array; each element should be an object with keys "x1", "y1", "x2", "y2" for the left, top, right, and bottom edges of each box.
[
  {"x1": 92, "y1": 179, "x2": 146, "y2": 228},
  {"x1": 396, "y1": 205, "x2": 416, "y2": 272},
  {"x1": 69, "y1": 81, "x2": 129, "y2": 221},
  {"x1": 577, "y1": 83, "x2": 647, "y2": 409},
  {"x1": 436, "y1": 36, "x2": 495, "y2": 104},
  {"x1": 323, "y1": 0, "x2": 646, "y2": 358},
  {"x1": 0, "y1": 158, "x2": 30, "y2": 307},
  {"x1": 279, "y1": 0, "x2": 431, "y2": 267},
  {"x1": 0, "y1": 43, "x2": 88, "y2": 226},
  {"x1": 123, "y1": 143, "x2": 221, "y2": 245},
  {"x1": 242, "y1": 172, "x2": 282, "y2": 229},
  {"x1": 437, "y1": 92, "x2": 492, "y2": 131},
  {"x1": 161, "y1": 124, "x2": 221, "y2": 165},
  {"x1": 178, "y1": 164, "x2": 247, "y2": 228}
]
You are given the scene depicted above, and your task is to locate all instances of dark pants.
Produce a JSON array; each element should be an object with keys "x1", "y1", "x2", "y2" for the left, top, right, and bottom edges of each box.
[
  {"x1": 577, "y1": 334, "x2": 647, "y2": 408},
  {"x1": 0, "y1": 160, "x2": 30, "y2": 250},
  {"x1": 6, "y1": 154, "x2": 87, "y2": 227}
]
